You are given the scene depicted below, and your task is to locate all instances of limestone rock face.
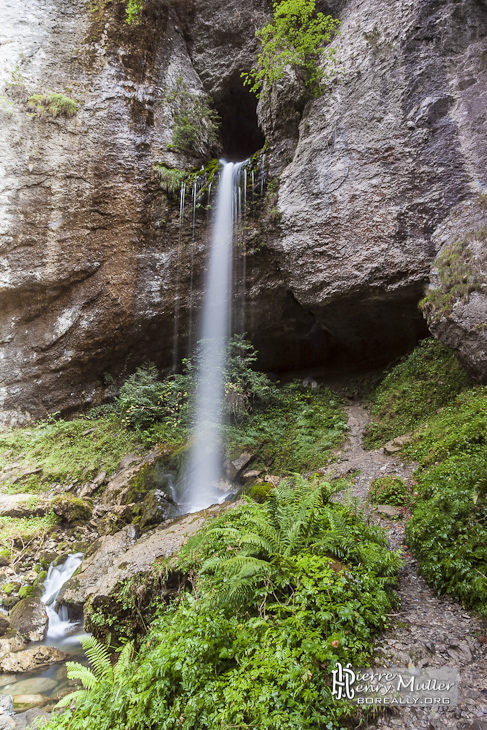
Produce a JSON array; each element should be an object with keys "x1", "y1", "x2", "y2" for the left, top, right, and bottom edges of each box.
[
  {"x1": 422, "y1": 198, "x2": 487, "y2": 381},
  {"x1": 1, "y1": 0, "x2": 487, "y2": 421}
]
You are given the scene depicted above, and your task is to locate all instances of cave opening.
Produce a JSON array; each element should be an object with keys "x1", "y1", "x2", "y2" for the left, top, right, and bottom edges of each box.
[{"x1": 214, "y1": 76, "x2": 266, "y2": 161}]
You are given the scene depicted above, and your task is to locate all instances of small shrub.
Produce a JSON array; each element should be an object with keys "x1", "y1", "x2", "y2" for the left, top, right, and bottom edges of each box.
[
  {"x1": 28, "y1": 92, "x2": 78, "y2": 119},
  {"x1": 369, "y1": 476, "x2": 410, "y2": 506},
  {"x1": 118, "y1": 363, "x2": 166, "y2": 431},
  {"x1": 242, "y1": 0, "x2": 340, "y2": 97},
  {"x1": 126, "y1": 0, "x2": 143, "y2": 23}
]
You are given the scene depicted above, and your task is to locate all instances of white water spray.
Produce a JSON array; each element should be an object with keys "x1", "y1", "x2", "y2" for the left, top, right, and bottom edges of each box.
[
  {"x1": 181, "y1": 161, "x2": 247, "y2": 513},
  {"x1": 41, "y1": 553, "x2": 83, "y2": 639}
]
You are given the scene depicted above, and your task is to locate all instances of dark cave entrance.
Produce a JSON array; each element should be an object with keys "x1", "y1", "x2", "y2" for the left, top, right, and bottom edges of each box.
[{"x1": 214, "y1": 77, "x2": 266, "y2": 161}]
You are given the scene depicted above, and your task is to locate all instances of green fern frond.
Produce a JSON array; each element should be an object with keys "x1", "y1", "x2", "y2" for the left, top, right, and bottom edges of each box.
[
  {"x1": 54, "y1": 689, "x2": 88, "y2": 708},
  {"x1": 81, "y1": 635, "x2": 114, "y2": 684},
  {"x1": 113, "y1": 641, "x2": 134, "y2": 681},
  {"x1": 66, "y1": 662, "x2": 99, "y2": 690}
]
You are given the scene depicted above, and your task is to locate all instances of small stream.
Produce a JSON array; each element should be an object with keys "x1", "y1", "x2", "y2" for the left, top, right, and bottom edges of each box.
[{"x1": 1, "y1": 554, "x2": 89, "y2": 703}]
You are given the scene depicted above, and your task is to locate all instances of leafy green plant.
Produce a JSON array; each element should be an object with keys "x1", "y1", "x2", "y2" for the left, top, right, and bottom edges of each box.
[
  {"x1": 163, "y1": 76, "x2": 220, "y2": 157},
  {"x1": 28, "y1": 93, "x2": 78, "y2": 119},
  {"x1": 44, "y1": 479, "x2": 400, "y2": 730},
  {"x1": 364, "y1": 338, "x2": 472, "y2": 449},
  {"x1": 368, "y1": 476, "x2": 410, "y2": 507},
  {"x1": 242, "y1": 0, "x2": 340, "y2": 97},
  {"x1": 56, "y1": 636, "x2": 134, "y2": 709},
  {"x1": 126, "y1": 0, "x2": 143, "y2": 23}
]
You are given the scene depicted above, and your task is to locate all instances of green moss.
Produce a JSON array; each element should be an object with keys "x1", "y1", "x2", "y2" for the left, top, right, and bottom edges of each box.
[
  {"x1": 28, "y1": 92, "x2": 79, "y2": 119},
  {"x1": 18, "y1": 586, "x2": 34, "y2": 599},
  {"x1": 369, "y1": 476, "x2": 410, "y2": 507},
  {"x1": 154, "y1": 165, "x2": 188, "y2": 195},
  {"x1": 420, "y1": 229, "x2": 487, "y2": 321},
  {"x1": 2, "y1": 583, "x2": 14, "y2": 596},
  {"x1": 34, "y1": 570, "x2": 48, "y2": 586},
  {"x1": 246, "y1": 481, "x2": 274, "y2": 502},
  {"x1": 51, "y1": 495, "x2": 92, "y2": 525},
  {"x1": 364, "y1": 338, "x2": 472, "y2": 449}
]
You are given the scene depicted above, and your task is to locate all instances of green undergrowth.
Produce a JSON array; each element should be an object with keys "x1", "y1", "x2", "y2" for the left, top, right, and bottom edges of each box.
[
  {"x1": 27, "y1": 92, "x2": 78, "y2": 119},
  {"x1": 0, "y1": 418, "x2": 144, "y2": 493},
  {"x1": 368, "y1": 476, "x2": 410, "y2": 507},
  {"x1": 0, "y1": 512, "x2": 58, "y2": 549},
  {"x1": 403, "y1": 388, "x2": 487, "y2": 616},
  {"x1": 364, "y1": 338, "x2": 472, "y2": 449},
  {"x1": 366, "y1": 338, "x2": 486, "y2": 616},
  {"x1": 46, "y1": 477, "x2": 400, "y2": 730}
]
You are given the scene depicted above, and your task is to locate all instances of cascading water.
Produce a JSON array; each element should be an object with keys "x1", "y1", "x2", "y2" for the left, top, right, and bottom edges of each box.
[
  {"x1": 180, "y1": 161, "x2": 247, "y2": 513},
  {"x1": 41, "y1": 553, "x2": 83, "y2": 640}
]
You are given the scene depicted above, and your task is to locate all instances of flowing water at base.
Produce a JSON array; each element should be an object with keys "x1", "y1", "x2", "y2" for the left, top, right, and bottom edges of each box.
[{"x1": 2, "y1": 554, "x2": 88, "y2": 704}]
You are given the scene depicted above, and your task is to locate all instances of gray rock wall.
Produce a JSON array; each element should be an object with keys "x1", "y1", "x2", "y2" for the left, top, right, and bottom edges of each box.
[{"x1": 1, "y1": 0, "x2": 487, "y2": 422}]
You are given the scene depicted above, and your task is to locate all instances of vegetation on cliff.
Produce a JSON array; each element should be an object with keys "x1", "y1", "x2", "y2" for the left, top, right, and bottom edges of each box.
[
  {"x1": 243, "y1": 0, "x2": 340, "y2": 97},
  {"x1": 47, "y1": 478, "x2": 400, "y2": 730}
]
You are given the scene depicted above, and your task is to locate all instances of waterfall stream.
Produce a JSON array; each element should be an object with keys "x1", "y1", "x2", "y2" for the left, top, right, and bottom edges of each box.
[
  {"x1": 180, "y1": 160, "x2": 247, "y2": 513},
  {"x1": 41, "y1": 553, "x2": 84, "y2": 640}
]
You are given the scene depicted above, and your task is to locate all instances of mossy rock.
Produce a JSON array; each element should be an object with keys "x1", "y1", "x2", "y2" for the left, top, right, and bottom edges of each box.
[
  {"x1": 2, "y1": 583, "x2": 15, "y2": 596},
  {"x1": 39, "y1": 551, "x2": 58, "y2": 569},
  {"x1": 1, "y1": 595, "x2": 19, "y2": 610},
  {"x1": 51, "y1": 495, "x2": 92, "y2": 524},
  {"x1": 18, "y1": 585, "x2": 42, "y2": 600},
  {"x1": 0, "y1": 549, "x2": 10, "y2": 567},
  {"x1": 73, "y1": 541, "x2": 90, "y2": 553},
  {"x1": 247, "y1": 481, "x2": 274, "y2": 503},
  {"x1": 34, "y1": 570, "x2": 48, "y2": 586},
  {"x1": 369, "y1": 476, "x2": 410, "y2": 507},
  {"x1": 53, "y1": 553, "x2": 69, "y2": 567}
]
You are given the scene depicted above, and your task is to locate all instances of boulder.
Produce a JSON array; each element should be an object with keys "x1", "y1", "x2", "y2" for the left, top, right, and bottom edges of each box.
[
  {"x1": 140, "y1": 491, "x2": 177, "y2": 531},
  {"x1": 0, "y1": 633, "x2": 25, "y2": 658},
  {"x1": 101, "y1": 448, "x2": 173, "y2": 507},
  {"x1": 231, "y1": 453, "x2": 254, "y2": 477},
  {"x1": 50, "y1": 496, "x2": 92, "y2": 525},
  {"x1": 0, "y1": 495, "x2": 49, "y2": 519},
  {"x1": 11, "y1": 708, "x2": 51, "y2": 730},
  {"x1": 375, "y1": 505, "x2": 402, "y2": 518},
  {"x1": 0, "y1": 646, "x2": 67, "y2": 673},
  {"x1": 60, "y1": 502, "x2": 241, "y2": 609},
  {"x1": 12, "y1": 695, "x2": 50, "y2": 712},
  {"x1": 8, "y1": 598, "x2": 48, "y2": 642}
]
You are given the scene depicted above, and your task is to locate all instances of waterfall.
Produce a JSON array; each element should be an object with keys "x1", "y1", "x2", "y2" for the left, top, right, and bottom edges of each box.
[
  {"x1": 180, "y1": 161, "x2": 247, "y2": 513},
  {"x1": 41, "y1": 553, "x2": 83, "y2": 640}
]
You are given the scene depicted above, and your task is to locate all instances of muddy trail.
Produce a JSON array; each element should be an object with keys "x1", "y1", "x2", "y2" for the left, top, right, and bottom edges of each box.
[{"x1": 332, "y1": 403, "x2": 487, "y2": 730}]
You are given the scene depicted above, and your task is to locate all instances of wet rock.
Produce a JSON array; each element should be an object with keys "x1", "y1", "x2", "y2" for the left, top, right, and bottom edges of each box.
[
  {"x1": 13, "y1": 708, "x2": 51, "y2": 730},
  {"x1": 140, "y1": 491, "x2": 176, "y2": 531},
  {"x1": 12, "y1": 695, "x2": 49, "y2": 712},
  {"x1": 222, "y1": 459, "x2": 237, "y2": 481},
  {"x1": 242, "y1": 470, "x2": 262, "y2": 482},
  {"x1": 60, "y1": 502, "x2": 240, "y2": 608},
  {"x1": 51, "y1": 496, "x2": 92, "y2": 525},
  {"x1": 0, "y1": 646, "x2": 66, "y2": 673},
  {"x1": 8, "y1": 598, "x2": 48, "y2": 642},
  {"x1": 0, "y1": 718, "x2": 15, "y2": 730},
  {"x1": 0, "y1": 634, "x2": 25, "y2": 658},
  {"x1": 101, "y1": 448, "x2": 172, "y2": 507}
]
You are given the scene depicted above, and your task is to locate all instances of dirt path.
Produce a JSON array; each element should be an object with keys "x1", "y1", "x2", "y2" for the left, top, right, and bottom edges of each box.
[{"x1": 334, "y1": 403, "x2": 487, "y2": 730}]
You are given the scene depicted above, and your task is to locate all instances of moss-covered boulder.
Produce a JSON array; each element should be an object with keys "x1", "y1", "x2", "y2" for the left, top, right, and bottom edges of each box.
[
  {"x1": 139, "y1": 490, "x2": 176, "y2": 531},
  {"x1": 51, "y1": 495, "x2": 92, "y2": 524},
  {"x1": 0, "y1": 615, "x2": 9, "y2": 637},
  {"x1": 9, "y1": 598, "x2": 48, "y2": 642}
]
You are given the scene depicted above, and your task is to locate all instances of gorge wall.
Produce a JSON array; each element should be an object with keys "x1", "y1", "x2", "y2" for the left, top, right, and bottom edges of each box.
[{"x1": 1, "y1": 0, "x2": 487, "y2": 425}]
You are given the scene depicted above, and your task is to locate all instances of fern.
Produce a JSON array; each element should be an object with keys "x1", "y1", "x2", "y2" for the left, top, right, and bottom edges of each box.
[{"x1": 55, "y1": 637, "x2": 134, "y2": 711}]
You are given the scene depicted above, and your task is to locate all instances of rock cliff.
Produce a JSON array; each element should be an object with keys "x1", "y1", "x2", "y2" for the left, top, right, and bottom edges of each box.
[{"x1": 1, "y1": 0, "x2": 486, "y2": 423}]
